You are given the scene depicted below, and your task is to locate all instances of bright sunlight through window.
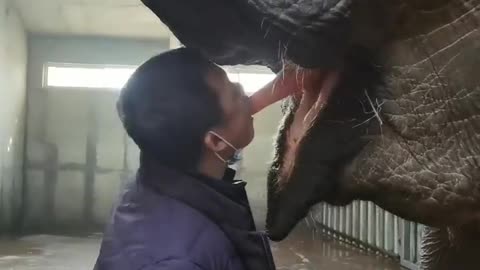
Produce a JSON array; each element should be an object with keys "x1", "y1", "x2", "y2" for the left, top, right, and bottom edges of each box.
[
  {"x1": 46, "y1": 66, "x2": 136, "y2": 89},
  {"x1": 45, "y1": 64, "x2": 275, "y2": 93},
  {"x1": 227, "y1": 72, "x2": 275, "y2": 95}
]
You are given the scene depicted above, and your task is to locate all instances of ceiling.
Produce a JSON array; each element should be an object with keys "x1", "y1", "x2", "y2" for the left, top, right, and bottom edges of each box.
[{"x1": 13, "y1": 0, "x2": 172, "y2": 39}]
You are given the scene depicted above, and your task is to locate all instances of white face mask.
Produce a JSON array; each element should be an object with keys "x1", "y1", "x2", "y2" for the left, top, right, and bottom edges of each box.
[{"x1": 208, "y1": 131, "x2": 242, "y2": 165}]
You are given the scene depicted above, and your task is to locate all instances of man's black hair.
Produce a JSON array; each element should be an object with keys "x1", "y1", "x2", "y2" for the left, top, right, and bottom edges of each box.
[{"x1": 117, "y1": 47, "x2": 223, "y2": 171}]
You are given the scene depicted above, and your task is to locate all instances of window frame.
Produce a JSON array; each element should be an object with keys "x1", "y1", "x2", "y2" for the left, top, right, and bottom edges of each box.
[{"x1": 42, "y1": 62, "x2": 138, "y2": 90}]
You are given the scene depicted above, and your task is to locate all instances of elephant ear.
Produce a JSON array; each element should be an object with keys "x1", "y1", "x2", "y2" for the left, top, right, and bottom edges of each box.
[{"x1": 141, "y1": 0, "x2": 353, "y2": 68}]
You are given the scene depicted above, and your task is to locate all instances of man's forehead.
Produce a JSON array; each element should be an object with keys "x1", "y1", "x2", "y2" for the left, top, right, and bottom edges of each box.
[
  {"x1": 209, "y1": 63, "x2": 226, "y2": 75},
  {"x1": 205, "y1": 67, "x2": 237, "y2": 115},
  {"x1": 207, "y1": 66, "x2": 231, "y2": 91}
]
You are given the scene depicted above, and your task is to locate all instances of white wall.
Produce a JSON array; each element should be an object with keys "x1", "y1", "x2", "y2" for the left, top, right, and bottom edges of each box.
[{"x1": 0, "y1": 0, "x2": 28, "y2": 233}]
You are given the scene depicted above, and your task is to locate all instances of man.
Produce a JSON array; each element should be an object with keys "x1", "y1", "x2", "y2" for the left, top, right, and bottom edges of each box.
[{"x1": 94, "y1": 47, "x2": 319, "y2": 270}]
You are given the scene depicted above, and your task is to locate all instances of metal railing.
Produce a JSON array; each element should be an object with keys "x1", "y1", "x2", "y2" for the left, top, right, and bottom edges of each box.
[{"x1": 310, "y1": 201, "x2": 423, "y2": 269}]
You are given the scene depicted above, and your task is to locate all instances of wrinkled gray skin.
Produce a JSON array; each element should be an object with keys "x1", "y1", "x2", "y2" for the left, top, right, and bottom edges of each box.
[{"x1": 142, "y1": 0, "x2": 480, "y2": 269}]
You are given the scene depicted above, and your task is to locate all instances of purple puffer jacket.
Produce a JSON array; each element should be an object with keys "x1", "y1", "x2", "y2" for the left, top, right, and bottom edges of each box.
[{"x1": 93, "y1": 164, "x2": 275, "y2": 270}]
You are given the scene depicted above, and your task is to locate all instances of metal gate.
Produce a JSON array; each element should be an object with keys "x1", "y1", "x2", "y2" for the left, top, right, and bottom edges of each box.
[{"x1": 310, "y1": 201, "x2": 423, "y2": 269}]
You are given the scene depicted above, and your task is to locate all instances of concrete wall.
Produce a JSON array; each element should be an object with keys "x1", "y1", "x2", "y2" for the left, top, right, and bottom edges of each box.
[
  {"x1": 23, "y1": 35, "x2": 169, "y2": 233},
  {"x1": 0, "y1": 0, "x2": 28, "y2": 233}
]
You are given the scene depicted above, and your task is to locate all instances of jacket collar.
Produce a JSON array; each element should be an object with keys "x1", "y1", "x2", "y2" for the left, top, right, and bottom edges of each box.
[{"x1": 138, "y1": 164, "x2": 252, "y2": 231}]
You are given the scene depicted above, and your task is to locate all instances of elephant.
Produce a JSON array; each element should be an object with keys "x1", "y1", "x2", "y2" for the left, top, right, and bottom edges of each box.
[{"x1": 141, "y1": 0, "x2": 480, "y2": 269}]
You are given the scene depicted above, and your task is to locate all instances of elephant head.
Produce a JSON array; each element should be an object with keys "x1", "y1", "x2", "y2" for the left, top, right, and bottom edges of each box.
[{"x1": 142, "y1": 0, "x2": 480, "y2": 244}]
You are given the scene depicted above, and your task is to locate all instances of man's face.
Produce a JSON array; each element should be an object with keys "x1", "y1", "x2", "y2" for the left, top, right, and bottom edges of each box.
[{"x1": 206, "y1": 66, "x2": 254, "y2": 150}]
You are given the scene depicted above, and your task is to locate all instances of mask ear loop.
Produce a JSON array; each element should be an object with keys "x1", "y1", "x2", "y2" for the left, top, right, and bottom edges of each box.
[
  {"x1": 208, "y1": 131, "x2": 239, "y2": 151},
  {"x1": 208, "y1": 131, "x2": 239, "y2": 164},
  {"x1": 213, "y1": 152, "x2": 228, "y2": 164}
]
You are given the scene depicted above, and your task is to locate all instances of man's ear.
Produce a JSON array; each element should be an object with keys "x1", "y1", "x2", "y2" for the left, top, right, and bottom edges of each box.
[{"x1": 204, "y1": 132, "x2": 228, "y2": 153}]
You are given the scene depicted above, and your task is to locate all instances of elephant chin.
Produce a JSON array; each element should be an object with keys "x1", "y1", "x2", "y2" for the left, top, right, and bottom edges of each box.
[
  {"x1": 266, "y1": 190, "x2": 314, "y2": 241},
  {"x1": 266, "y1": 145, "x2": 348, "y2": 241},
  {"x1": 266, "y1": 201, "x2": 308, "y2": 241},
  {"x1": 266, "y1": 170, "x2": 346, "y2": 241},
  {"x1": 266, "y1": 166, "x2": 344, "y2": 241}
]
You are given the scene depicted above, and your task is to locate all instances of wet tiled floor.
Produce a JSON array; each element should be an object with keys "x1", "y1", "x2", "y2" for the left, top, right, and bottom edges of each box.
[
  {"x1": 0, "y1": 227, "x2": 400, "y2": 270},
  {"x1": 272, "y1": 226, "x2": 401, "y2": 270}
]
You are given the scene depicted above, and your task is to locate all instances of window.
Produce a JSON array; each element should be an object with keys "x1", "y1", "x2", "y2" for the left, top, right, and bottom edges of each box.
[
  {"x1": 227, "y1": 72, "x2": 276, "y2": 95},
  {"x1": 44, "y1": 63, "x2": 275, "y2": 93},
  {"x1": 45, "y1": 65, "x2": 136, "y2": 89}
]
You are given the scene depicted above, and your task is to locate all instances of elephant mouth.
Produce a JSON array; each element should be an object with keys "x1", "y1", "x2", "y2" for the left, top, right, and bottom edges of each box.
[
  {"x1": 266, "y1": 47, "x2": 382, "y2": 241},
  {"x1": 265, "y1": 69, "x2": 348, "y2": 241},
  {"x1": 278, "y1": 71, "x2": 341, "y2": 188}
]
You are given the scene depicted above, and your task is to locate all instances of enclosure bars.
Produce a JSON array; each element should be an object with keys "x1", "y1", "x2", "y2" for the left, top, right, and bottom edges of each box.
[{"x1": 311, "y1": 201, "x2": 423, "y2": 270}]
